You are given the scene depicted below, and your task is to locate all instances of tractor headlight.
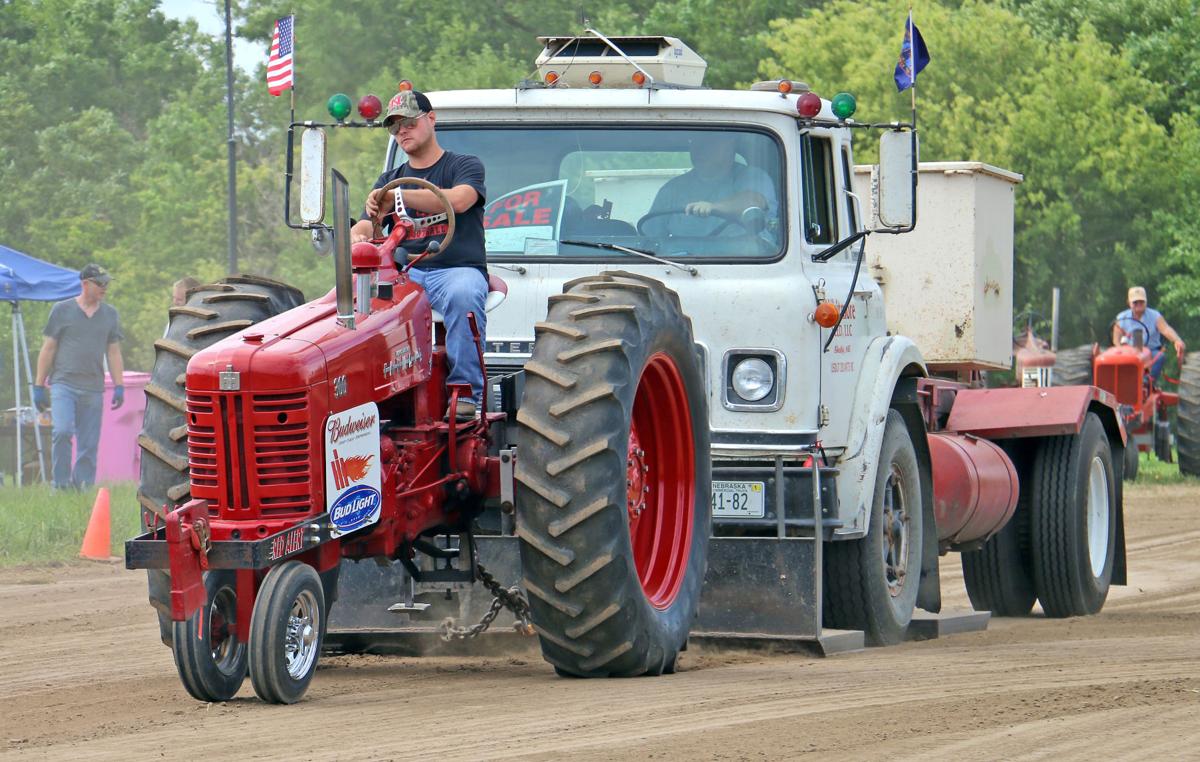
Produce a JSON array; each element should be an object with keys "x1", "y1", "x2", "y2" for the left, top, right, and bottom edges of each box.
[{"x1": 732, "y1": 358, "x2": 774, "y2": 401}]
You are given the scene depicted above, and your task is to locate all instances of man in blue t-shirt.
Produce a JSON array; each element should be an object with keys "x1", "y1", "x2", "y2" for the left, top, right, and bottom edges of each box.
[
  {"x1": 1112, "y1": 286, "x2": 1186, "y2": 380},
  {"x1": 350, "y1": 89, "x2": 488, "y2": 421}
]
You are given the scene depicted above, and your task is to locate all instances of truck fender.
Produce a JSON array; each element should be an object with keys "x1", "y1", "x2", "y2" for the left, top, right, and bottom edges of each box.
[{"x1": 833, "y1": 335, "x2": 926, "y2": 538}]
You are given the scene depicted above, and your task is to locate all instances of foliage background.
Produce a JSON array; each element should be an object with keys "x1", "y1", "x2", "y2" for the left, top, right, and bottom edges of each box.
[{"x1": 1, "y1": 0, "x2": 1197, "y2": 381}]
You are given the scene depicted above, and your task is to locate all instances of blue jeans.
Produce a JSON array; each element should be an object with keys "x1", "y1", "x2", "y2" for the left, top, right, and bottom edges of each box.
[
  {"x1": 408, "y1": 267, "x2": 487, "y2": 404},
  {"x1": 50, "y1": 382, "x2": 104, "y2": 489},
  {"x1": 1150, "y1": 348, "x2": 1167, "y2": 381}
]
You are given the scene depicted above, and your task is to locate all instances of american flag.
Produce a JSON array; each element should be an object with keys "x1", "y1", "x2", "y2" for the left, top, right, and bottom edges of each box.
[{"x1": 267, "y1": 16, "x2": 294, "y2": 96}]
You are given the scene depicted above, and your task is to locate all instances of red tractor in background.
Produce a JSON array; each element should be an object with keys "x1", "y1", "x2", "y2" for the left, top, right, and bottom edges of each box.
[{"x1": 1051, "y1": 319, "x2": 1200, "y2": 480}]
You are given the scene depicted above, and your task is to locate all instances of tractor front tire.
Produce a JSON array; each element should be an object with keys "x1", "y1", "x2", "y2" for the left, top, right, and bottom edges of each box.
[
  {"x1": 1031, "y1": 412, "x2": 1117, "y2": 617},
  {"x1": 1051, "y1": 344, "x2": 1094, "y2": 388},
  {"x1": 824, "y1": 409, "x2": 924, "y2": 646},
  {"x1": 1123, "y1": 440, "x2": 1139, "y2": 482},
  {"x1": 248, "y1": 561, "x2": 325, "y2": 704},
  {"x1": 516, "y1": 271, "x2": 710, "y2": 677},
  {"x1": 1154, "y1": 419, "x2": 1173, "y2": 464},
  {"x1": 172, "y1": 570, "x2": 248, "y2": 702},
  {"x1": 139, "y1": 276, "x2": 305, "y2": 646},
  {"x1": 1176, "y1": 362, "x2": 1200, "y2": 476}
]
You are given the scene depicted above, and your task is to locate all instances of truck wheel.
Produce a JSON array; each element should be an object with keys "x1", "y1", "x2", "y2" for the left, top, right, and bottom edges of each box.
[
  {"x1": 1154, "y1": 419, "x2": 1172, "y2": 463},
  {"x1": 172, "y1": 570, "x2": 247, "y2": 702},
  {"x1": 961, "y1": 505, "x2": 1035, "y2": 616},
  {"x1": 1031, "y1": 412, "x2": 1116, "y2": 617},
  {"x1": 248, "y1": 561, "x2": 325, "y2": 704},
  {"x1": 1050, "y1": 344, "x2": 1094, "y2": 387},
  {"x1": 139, "y1": 276, "x2": 305, "y2": 646},
  {"x1": 824, "y1": 409, "x2": 924, "y2": 646},
  {"x1": 1123, "y1": 440, "x2": 1139, "y2": 481},
  {"x1": 516, "y1": 271, "x2": 710, "y2": 677},
  {"x1": 1176, "y1": 362, "x2": 1200, "y2": 476}
]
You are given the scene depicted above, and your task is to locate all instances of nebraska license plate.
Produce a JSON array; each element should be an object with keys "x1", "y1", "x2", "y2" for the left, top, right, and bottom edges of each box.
[{"x1": 711, "y1": 480, "x2": 765, "y2": 519}]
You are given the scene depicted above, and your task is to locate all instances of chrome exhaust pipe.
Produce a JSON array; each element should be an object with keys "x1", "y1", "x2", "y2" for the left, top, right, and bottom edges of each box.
[{"x1": 331, "y1": 168, "x2": 355, "y2": 330}]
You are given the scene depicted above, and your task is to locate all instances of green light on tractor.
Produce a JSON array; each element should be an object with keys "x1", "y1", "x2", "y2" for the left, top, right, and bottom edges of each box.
[
  {"x1": 327, "y1": 93, "x2": 353, "y2": 121},
  {"x1": 831, "y1": 92, "x2": 857, "y2": 120}
]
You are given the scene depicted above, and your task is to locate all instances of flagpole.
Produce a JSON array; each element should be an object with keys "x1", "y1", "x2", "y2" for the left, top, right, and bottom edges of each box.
[
  {"x1": 289, "y1": 12, "x2": 296, "y2": 126},
  {"x1": 224, "y1": 0, "x2": 238, "y2": 275}
]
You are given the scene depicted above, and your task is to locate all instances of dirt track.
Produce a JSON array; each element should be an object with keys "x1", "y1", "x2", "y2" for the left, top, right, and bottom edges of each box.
[{"x1": 3, "y1": 484, "x2": 1199, "y2": 760}]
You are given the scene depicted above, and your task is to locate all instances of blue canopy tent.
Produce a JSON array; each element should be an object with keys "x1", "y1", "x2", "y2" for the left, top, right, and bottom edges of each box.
[{"x1": 0, "y1": 245, "x2": 81, "y2": 485}]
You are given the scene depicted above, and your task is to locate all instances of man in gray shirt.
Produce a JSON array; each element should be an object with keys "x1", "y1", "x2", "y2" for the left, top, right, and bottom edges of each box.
[{"x1": 34, "y1": 264, "x2": 125, "y2": 489}]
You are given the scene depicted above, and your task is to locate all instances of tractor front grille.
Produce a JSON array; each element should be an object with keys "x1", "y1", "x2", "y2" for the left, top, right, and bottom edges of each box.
[{"x1": 187, "y1": 390, "x2": 314, "y2": 519}]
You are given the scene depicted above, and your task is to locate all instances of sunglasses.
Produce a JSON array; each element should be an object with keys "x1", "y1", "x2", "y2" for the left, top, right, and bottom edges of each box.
[
  {"x1": 387, "y1": 113, "x2": 427, "y2": 135},
  {"x1": 86, "y1": 278, "x2": 109, "y2": 288}
]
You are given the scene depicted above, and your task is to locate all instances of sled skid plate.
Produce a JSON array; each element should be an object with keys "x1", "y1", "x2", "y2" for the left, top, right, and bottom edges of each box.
[{"x1": 905, "y1": 609, "x2": 990, "y2": 640}]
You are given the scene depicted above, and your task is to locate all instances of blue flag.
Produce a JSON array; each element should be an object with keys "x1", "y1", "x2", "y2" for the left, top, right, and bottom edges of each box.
[{"x1": 894, "y1": 12, "x2": 930, "y2": 92}]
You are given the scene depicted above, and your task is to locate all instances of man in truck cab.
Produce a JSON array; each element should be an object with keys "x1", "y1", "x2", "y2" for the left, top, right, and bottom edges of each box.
[
  {"x1": 1112, "y1": 285, "x2": 1186, "y2": 380},
  {"x1": 642, "y1": 132, "x2": 777, "y2": 239},
  {"x1": 350, "y1": 89, "x2": 488, "y2": 422}
]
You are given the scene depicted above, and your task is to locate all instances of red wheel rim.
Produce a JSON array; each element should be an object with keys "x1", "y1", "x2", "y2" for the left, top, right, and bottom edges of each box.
[{"x1": 627, "y1": 352, "x2": 695, "y2": 609}]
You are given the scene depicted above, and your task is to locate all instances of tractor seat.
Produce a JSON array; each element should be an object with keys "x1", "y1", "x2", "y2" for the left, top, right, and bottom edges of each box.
[{"x1": 430, "y1": 273, "x2": 508, "y2": 322}]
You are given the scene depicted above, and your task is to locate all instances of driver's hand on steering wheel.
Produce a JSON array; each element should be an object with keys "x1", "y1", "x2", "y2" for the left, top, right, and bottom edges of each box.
[
  {"x1": 364, "y1": 188, "x2": 395, "y2": 217},
  {"x1": 684, "y1": 201, "x2": 717, "y2": 217}
]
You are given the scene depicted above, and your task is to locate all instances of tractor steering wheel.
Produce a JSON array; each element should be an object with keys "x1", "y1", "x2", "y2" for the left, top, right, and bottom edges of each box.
[
  {"x1": 1117, "y1": 316, "x2": 1152, "y2": 349},
  {"x1": 371, "y1": 176, "x2": 456, "y2": 262},
  {"x1": 636, "y1": 208, "x2": 750, "y2": 237}
]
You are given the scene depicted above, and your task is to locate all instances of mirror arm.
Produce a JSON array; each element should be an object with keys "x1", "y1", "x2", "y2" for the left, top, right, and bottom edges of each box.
[{"x1": 812, "y1": 229, "x2": 870, "y2": 263}]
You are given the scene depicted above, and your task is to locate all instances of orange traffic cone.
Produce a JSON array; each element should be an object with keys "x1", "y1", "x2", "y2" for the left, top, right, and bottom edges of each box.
[{"x1": 79, "y1": 487, "x2": 111, "y2": 560}]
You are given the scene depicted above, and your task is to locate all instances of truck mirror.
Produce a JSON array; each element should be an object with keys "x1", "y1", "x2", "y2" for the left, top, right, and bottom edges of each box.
[
  {"x1": 299, "y1": 127, "x2": 328, "y2": 224},
  {"x1": 877, "y1": 130, "x2": 916, "y2": 229}
]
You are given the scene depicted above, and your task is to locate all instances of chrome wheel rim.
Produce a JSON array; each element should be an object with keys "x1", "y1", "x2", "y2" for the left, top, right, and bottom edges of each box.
[
  {"x1": 284, "y1": 589, "x2": 320, "y2": 680},
  {"x1": 1087, "y1": 455, "x2": 1110, "y2": 578},
  {"x1": 881, "y1": 464, "x2": 910, "y2": 597}
]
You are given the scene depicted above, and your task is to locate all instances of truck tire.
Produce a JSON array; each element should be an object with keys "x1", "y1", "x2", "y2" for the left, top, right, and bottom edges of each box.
[
  {"x1": 1176, "y1": 362, "x2": 1200, "y2": 476},
  {"x1": 824, "y1": 409, "x2": 924, "y2": 646},
  {"x1": 1031, "y1": 412, "x2": 1116, "y2": 617},
  {"x1": 516, "y1": 271, "x2": 710, "y2": 677},
  {"x1": 139, "y1": 275, "x2": 305, "y2": 647},
  {"x1": 961, "y1": 502, "x2": 1036, "y2": 616},
  {"x1": 1050, "y1": 344, "x2": 1094, "y2": 387}
]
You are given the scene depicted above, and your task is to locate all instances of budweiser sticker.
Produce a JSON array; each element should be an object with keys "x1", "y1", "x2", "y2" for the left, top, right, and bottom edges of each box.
[{"x1": 324, "y1": 402, "x2": 382, "y2": 538}]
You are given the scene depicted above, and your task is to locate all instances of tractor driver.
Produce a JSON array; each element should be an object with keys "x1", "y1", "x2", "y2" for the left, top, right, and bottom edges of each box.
[
  {"x1": 1112, "y1": 286, "x2": 1186, "y2": 380},
  {"x1": 642, "y1": 132, "x2": 777, "y2": 239},
  {"x1": 350, "y1": 89, "x2": 488, "y2": 422}
]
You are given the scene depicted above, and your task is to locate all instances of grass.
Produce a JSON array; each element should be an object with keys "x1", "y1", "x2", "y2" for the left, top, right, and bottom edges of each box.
[
  {"x1": 1133, "y1": 449, "x2": 1196, "y2": 485},
  {"x1": 0, "y1": 481, "x2": 140, "y2": 566}
]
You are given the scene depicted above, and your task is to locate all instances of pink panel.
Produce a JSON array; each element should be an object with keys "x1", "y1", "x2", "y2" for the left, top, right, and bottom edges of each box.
[{"x1": 95, "y1": 371, "x2": 152, "y2": 482}]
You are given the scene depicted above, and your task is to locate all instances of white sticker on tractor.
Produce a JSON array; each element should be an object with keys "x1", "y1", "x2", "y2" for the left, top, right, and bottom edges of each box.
[{"x1": 325, "y1": 401, "x2": 382, "y2": 538}]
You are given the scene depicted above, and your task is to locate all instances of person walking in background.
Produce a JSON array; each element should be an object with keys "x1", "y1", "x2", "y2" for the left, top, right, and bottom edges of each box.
[
  {"x1": 172, "y1": 276, "x2": 201, "y2": 307},
  {"x1": 33, "y1": 264, "x2": 125, "y2": 490}
]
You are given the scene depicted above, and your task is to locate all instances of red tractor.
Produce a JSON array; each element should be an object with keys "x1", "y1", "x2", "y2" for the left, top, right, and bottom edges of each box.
[
  {"x1": 1052, "y1": 323, "x2": 1200, "y2": 479},
  {"x1": 126, "y1": 148, "x2": 709, "y2": 702}
]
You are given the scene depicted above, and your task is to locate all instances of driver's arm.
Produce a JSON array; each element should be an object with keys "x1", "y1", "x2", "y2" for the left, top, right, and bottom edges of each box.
[
  {"x1": 1112, "y1": 320, "x2": 1126, "y2": 346},
  {"x1": 1157, "y1": 314, "x2": 1186, "y2": 358},
  {"x1": 687, "y1": 190, "x2": 768, "y2": 219}
]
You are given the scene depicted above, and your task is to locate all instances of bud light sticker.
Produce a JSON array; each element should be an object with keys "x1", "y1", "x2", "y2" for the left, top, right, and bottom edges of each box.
[{"x1": 325, "y1": 401, "x2": 382, "y2": 538}]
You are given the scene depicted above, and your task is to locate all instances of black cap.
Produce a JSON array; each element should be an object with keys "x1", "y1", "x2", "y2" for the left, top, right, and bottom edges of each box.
[{"x1": 79, "y1": 263, "x2": 111, "y2": 286}]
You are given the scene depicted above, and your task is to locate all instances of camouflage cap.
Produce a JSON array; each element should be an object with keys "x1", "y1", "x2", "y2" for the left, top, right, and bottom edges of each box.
[
  {"x1": 79, "y1": 263, "x2": 111, "y2": 286},
  {"x1": 383, "y1": 90, "x2": 433, "y2": 125}
]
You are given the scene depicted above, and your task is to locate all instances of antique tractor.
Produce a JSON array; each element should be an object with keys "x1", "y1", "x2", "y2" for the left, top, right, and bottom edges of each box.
[{"x1": 126, "y1": 130, "x2": 708, "y2": 702}]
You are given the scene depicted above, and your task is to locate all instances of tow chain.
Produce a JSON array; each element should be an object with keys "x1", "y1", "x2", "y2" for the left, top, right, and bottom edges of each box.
[{"x1": 437, "y1": 563, "x2": 536, "y2": 641}]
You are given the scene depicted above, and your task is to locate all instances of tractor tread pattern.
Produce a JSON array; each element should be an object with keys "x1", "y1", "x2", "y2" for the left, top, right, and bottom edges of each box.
[
  {"x1": 1176, "y1": 363, "x2": 1200, "y2": 476},
  {"x1": 1051, "y1": 344, "x2": 1094, "y2": 387}
]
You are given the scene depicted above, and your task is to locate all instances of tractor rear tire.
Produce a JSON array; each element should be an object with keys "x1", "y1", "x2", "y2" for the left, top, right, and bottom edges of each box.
[
  {"x1": 516, "y1": 271, "x2": 710, "y2": 677},
  {"x1": 1176, "y1": 362, "x2": 1200, "y2": 476},
  {"x1": 1154, "y1": 419, "x2": 1173, "y2": 463},
  {"x1": 1051, "y1": 344, "x2": 1094, "y2": 387},
  {"x1": 824, "y1": 410, "x2": 924, "y2": 646},
  {"x1": 1030, "y1": 412, "x2": 1117, "y2": 617},
  {"x1": 961, "y1": 497, "x2": 1036, "y2": 617},
  {"x1": 172, "y1": 570, "x2": 248, "y2": 702},
  {"x1": 139, "y1": 276, "x2": 305, "y2": 647},
  {"x1": 1123, "y1": 440, "x2": 1139, "y2": 482}
]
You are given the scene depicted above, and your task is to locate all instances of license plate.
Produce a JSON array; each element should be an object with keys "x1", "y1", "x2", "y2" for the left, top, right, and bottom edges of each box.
[{"x1": 711, "y1": 480, "x2": 765, "y2": 519}]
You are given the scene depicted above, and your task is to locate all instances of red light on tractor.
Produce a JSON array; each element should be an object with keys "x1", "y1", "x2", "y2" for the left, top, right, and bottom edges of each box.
[
  {"x1": 588, "y1": 70, "x2": 603, "y2": 86},
  {"x1": 778, "y1": 79, "x2": 793, "y2": 94},
  {"x1": 397, "y1": 79, "x2": 413, "y2": 92},
  {"x1": 632, "y1": 70, "x2": 647, "y2": 87},
  {"x1": 358, "y1": 94, "x2": 382, "y2": 121},
  {"x1": 545, "y1": 70, "x2": 560, "y2": 85},
  {"x1": 797, "y1": 92, "x2": 822, "y2": 118}
]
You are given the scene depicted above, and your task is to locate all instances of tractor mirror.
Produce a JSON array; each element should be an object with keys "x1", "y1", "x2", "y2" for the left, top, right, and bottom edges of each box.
[
  {"x1": 299, "y1": 127, "x2": 328, "y2": 224},
  {"x1": 876, "y1": 130, "x2": 915, "y2": 229}
]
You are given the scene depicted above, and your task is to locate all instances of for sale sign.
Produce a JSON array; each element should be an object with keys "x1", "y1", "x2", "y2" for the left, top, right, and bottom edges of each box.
[
  {"x1": 324, "y1": 401, "x2": 382, "y2": 538},
  {"x1": 483, "y1": 179, "x2": 566, "y2": 252}
]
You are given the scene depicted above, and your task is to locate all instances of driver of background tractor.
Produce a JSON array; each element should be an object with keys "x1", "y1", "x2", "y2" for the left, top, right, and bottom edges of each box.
[
  {"x1": 1112, "y1": 285, "x2": 1186, "y2": 381},
  {"x1": 642, "y1": 133, "x2": 777, "y2": 238},
  {"x1": 350, "y1": 89, "x2": 488, "y2": 422}
]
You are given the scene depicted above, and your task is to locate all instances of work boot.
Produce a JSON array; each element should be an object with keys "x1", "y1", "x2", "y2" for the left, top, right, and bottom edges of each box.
[{"x1": 446, "y1": 399, "x2": 477, "y2": 422}]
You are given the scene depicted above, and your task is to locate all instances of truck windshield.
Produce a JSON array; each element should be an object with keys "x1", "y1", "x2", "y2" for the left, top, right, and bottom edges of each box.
[{"x1": 392, "y1": 126, "x2": 785, "y2": 261}]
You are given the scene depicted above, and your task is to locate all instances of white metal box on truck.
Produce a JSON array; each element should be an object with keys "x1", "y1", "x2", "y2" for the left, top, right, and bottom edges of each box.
[{"x1": 852, "y1": 162, "x2": 1023, "y2": 371}]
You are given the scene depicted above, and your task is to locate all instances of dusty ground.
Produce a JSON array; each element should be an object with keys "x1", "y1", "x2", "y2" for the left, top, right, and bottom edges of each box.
[{"x1": 2, "y1": 483, "x2": 1199, "y2": 761}]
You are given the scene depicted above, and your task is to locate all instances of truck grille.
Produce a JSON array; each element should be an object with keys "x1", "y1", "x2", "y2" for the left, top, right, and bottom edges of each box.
[{"x1": 187, "y1": 390, "x2": 314, "y2": 518}]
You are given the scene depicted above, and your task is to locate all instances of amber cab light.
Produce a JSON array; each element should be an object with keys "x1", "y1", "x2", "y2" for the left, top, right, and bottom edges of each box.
[
  {"x1": 588, "y1": 70, "x2": 603, "y2": 86},
  {"x1": 545, "y1": 70, "x2": 560, "y2": 85},
  {"x1": 397, "y1": 79, "x2": 413, "y2": 92},
  {"x1": 814, "y1": 302, "x2": 840, "y2": 328},
  {"x1": 632, "y1": 70, "x2": 647, "y2": 86},
  {"x1": 778, "y1": 79, "x2": 793, "y2": 94}
]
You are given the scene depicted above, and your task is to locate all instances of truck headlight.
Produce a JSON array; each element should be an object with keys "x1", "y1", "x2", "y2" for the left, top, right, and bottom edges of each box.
[{"x1": 732, "y1": 358, "x2": 773, "y2": 401}]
